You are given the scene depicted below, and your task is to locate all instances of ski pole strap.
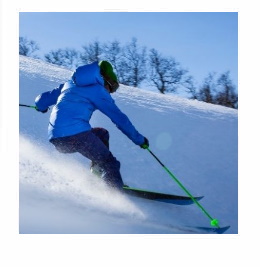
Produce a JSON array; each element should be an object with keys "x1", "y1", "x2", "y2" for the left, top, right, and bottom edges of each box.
[
  {"x1": 19, "y1": 104, "x2": 37, "y2": 109},
  {"x1": 146, "y1": 147, "x2": 220, "y2": 228}
]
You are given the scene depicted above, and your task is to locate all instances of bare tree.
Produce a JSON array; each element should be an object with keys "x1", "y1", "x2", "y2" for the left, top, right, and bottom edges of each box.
[
  {"x1": 80, "y1": 40, "x2": 103, "y2": 64},
  {"x1": 197, "y1": 73, "x2": 216, "y2": 103},
  {"x1": 44, "y1": 48, "x2": 79, "y2": 69},
  {"x1": 215, "y1": 71, "x2": 238, "y2": 109},
  {"x1": 119, "y1": 38, "x2": 147, "y2": 87},
  {"x1": 19, "y1": 36, "x2": 39, "y2": 57},
  {"x1": 196, "y1": 72, "x2": 238, "y2": 109},
  {"x1": 148, "y1": 48, "x2": 191, "y2": 94},
  {"x1": 102, "y1": 40, "x2": 123, "y2": 76},
  {"x1": 186, "y1": 76, "x2": 197, "y2": 99}
]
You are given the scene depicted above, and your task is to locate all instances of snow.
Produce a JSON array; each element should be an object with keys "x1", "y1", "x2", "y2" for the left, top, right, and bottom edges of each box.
[{"x1": 19, "y1": 55, "x2": 238, "y2": 235}]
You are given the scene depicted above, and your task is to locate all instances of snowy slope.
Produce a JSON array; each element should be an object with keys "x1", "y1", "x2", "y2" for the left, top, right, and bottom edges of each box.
[{"x1": 19, "y1": 55, "x2": 238, "y2": 234}]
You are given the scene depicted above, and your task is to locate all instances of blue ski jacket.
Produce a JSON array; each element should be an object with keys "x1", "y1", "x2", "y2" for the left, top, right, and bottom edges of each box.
[{"x1": 35, "y1": 61, "x2": 145, "y2": 145}]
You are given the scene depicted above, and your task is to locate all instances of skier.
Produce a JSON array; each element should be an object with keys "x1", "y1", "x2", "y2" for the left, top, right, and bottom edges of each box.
[{"x1": 34, "y1": 60, "x2": 149, "y2": 189}]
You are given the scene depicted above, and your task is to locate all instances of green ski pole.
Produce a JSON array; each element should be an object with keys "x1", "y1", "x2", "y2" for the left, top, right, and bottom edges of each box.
[
  {"x1": 19, "y1": 104, "x2": 37, "y2": 109},
  {"x1": 146, "y1": 147, "x2": 220, "y2": 228}
]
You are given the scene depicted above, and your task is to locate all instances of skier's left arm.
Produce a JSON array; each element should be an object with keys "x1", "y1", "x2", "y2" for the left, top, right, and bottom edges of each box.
[{"x1": 35, "y1": 83, "x2": 64, "y2": 112}]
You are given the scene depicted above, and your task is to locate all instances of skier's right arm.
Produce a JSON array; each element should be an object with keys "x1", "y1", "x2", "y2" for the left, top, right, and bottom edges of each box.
[
  {"x1": 94, "y1": 87, "x2": 148, "y2": 147},
  {"x1": 35, "y1": 83, "x2": 64, "y2": 112}
]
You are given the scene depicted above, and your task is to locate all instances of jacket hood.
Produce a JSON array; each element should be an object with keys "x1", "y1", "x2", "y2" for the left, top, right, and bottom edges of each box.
[{"x1": 72, "y1": 62, "x2": 104, "y2": 87}]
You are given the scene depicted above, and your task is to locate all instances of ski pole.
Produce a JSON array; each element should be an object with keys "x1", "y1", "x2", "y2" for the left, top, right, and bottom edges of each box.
[
  {"x1": 146, "y1": 147, "x2": 220, "y2": 228},
  {"x1": 19, "y1": 104, "x2": 37, "y2": 109}
]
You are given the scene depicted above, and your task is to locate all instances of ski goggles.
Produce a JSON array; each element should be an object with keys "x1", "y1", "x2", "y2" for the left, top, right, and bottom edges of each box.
[{"x1": 103, "y1": 76, "x2": 119, "y2": 93}]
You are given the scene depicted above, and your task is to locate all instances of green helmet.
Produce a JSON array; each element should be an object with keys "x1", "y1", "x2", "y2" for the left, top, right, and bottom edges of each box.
[{"x1": 99, "y1": 60, "x2": 119, "y2": 93}]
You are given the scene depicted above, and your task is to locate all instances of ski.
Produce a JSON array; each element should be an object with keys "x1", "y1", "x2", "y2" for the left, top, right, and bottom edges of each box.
[
  {"x1": 122, "y1": 185, "x2": 203, "y2": 205},
  {"x1": 177, "y1": 225, "x2": 231, "y2": 234},
  {"x1": 164, "y1": 224, "x2": 231, "y2": 234},
  {"x1": 195, "y1": 225, "x2": 230, "y2": 234}
]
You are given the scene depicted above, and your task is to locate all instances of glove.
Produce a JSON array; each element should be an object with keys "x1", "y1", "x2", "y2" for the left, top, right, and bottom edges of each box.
[
  {"x1": 140, "y1": 137, "x2": 149, "y2": 149},
  {"x1": 35, "y1": 107, "x2": 49, "y2": 113}
]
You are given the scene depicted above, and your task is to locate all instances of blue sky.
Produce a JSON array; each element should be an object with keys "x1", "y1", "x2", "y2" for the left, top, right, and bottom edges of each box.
[{"x1": 19, "y1": 12, "x2": 238, "y2": 88}]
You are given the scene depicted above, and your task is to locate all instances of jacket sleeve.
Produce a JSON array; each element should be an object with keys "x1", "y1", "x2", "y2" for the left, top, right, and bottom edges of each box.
[
  {"x1": 93, "y1": 88, "x2": 145, "y2": 146},
  {"x1": 35, "y1": 84, "x2": 64, "y2": 111}
]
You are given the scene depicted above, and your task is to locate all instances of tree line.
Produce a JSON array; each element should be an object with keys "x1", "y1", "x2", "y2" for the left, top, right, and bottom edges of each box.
[{"x1": 19, "y1": 36, "x2": 238, "y2": 109}]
